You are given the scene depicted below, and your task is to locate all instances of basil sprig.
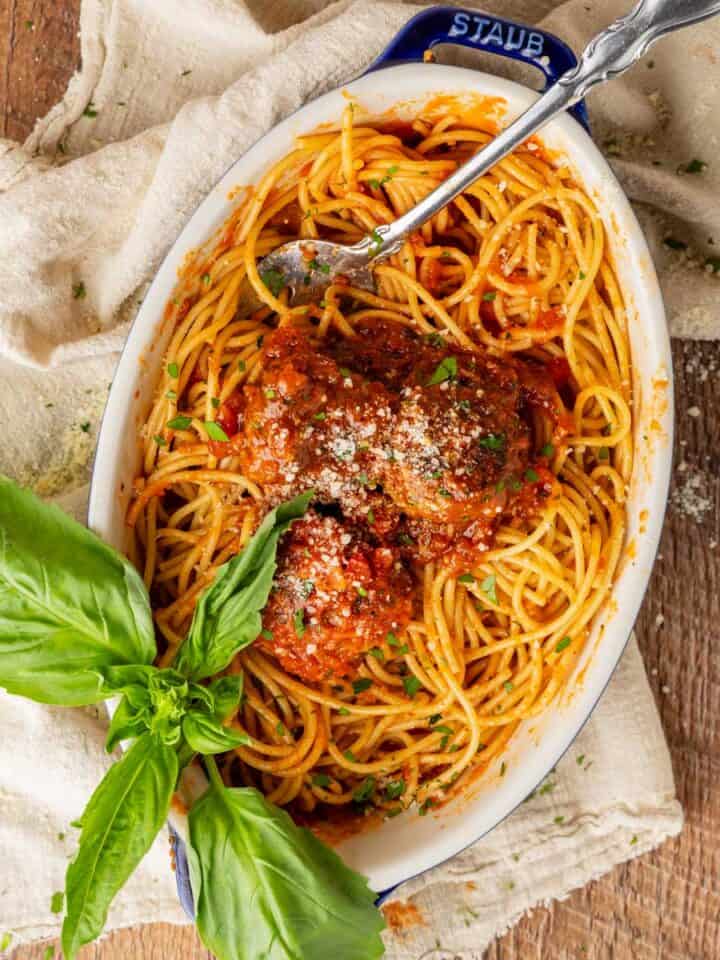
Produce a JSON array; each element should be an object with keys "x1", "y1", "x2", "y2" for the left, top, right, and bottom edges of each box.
[{"x1": 0, "y1": 479, "x2": 385, "y2": 960}]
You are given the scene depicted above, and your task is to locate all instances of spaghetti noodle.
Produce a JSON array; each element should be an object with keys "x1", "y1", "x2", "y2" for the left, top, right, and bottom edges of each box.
[{"x1": 129, "y1": 100, "x2": 631, "y2": 825}]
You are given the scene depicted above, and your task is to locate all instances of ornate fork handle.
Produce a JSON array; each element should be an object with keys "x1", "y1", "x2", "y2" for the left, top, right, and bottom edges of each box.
[{"x1": 353, "y1": 0, "x2": 720, "y2": 262}]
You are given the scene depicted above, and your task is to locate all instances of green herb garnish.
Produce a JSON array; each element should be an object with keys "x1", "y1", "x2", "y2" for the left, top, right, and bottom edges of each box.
[
  {"x1": 480, "y1": 574, "x2": 498, "y2": 605},
  {"x1": 426, "y1": 356, "x2": 458, "y2": 386},
  {"x1": 72, "y1": 282, "x2": 86, "y2": 300},
  {"x1": 293, "y1": 609, "x2": 306, "y2": 638},
  {"x1": 167, "y1": 416, "x2": 192, "y2": 430},
  {"x1": 204, "y1": 421, "x2": 229, "y2": 442},
  {"x1": 260, "y1": 268, "x2": 286, "y2": 297},
  {"x1": 352, "y1": 777, "x2": 376, "y2": 804},
  {"x1": 479, "y1": 434, "x2": 505, "y2": 451},
  {"x1": 403, "y1": 675, "x2": 421, "y2": 698}
]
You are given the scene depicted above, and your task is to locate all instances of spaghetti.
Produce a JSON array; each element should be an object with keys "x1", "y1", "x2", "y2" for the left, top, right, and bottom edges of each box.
[{"x1": 129, "y1": 100, "x2": 632, "y2": 825}]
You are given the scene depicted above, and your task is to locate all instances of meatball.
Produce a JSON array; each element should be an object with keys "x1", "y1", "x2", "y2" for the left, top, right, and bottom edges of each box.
[
  {"x1": 257, "y1": 511, "x2": 414, "y2": 684},
  {"x1": 217, "y1": 326, "x2": 395, "y2": 517}
]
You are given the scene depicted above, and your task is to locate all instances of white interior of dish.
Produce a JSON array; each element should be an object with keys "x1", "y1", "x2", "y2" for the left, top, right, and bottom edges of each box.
[{"x1": 88, "y1": 64, "x2": 673, "y2": 894}]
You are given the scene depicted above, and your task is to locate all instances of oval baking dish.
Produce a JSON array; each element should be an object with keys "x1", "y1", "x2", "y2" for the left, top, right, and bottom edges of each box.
[{"x1": 88, "y1": 6, "x2": 673, "y2": 908}]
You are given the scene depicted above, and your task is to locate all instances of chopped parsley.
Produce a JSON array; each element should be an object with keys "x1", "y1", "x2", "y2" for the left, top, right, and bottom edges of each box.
[
  {"x1": 385, "y1": 779, "x2": 406, "y2": 801},
  {"x1": 276, "y1": 721, "x2": 286, "y2": 736},
  {"x1": 153, "y1": 435, "x2": 166, "y2": 447},
  {"x1": 344, "y1": 749, "x2": 357, "y2": 762},
  {"x1": 555, "y1": 636, "x2": 572, "y2": 653},
  {"x1": 663, "y1": 237, "x2": 687, "y2": 251},
  {"x1": 167, "y1": 415, "x2": 192, "y2": 431},
  {"x1": 165, "y1": 390, "x2": 177, "y2": 400},
  {"x1": 367, "y1": 646, "x2": 384, "y2": 660},
  {"x1": 503, "y1": 681, "x2": 514, "y2": 693},
  {"x1": 167, "y1": 361, "x2": 179, "y2": 378},
  {"x1": 425, "y1": 332, "x2": 446, "y2": 347},
  {"x1": 79, "y1": 422, "x2": 91, "y2": 433},
  {"x1": 367, "y1": 509, "x2": 375, "y2": 525},
  {"x1": 525, "y1": 468, "x2": 539, "y2": 482},
  {"x1": 50, "y1": 890, "x2": 64, "y2": 914},
  {"x1": 368, "y1": 228, "x2": 384, "y2": 256},
  {"x1": 355, "y1": 472, "x2": 370, "y2": 486},
  {"x1": 398, "y1": 533, "x2": 415, "y2": 546},
  {"x1": 0, "y1": 935, "x2": 12, "y2": 952},
  {"x1": 260, "y1": 628, "x2": 273, "y2": 641},
  {"x1": 458, "y1": 573, "x2": 475, "y2": 584},
  {"x1": 598, "y1": 446, "x2": 609, "y2": 460},
  {"x1": 339, "y1": 366, "x2": 353, "y2": 378},
  {"x1": 368, "y1": 178, "x2": 381, "y2": 189},
  {"x1": 238, "y1": 359, "x2": 246, "y2": 372},
  {"x1": 428, "y1": 714, "x2": 442, "y2": 725},
  {"x1": 83, "y1": 103, "x2": 98, "y2": 118},
  {"x1": 479, "y1": 433, "x2": 505, "y2": 451},
  {"x1": 201, "y1": 273, "x2": 211, "y2": 285},
  {"x1": 352, "y1": 678, "x2": 372, "y2": 694},
  {"x1": 482, "y1": 290, "x2": 497, "y2": 301},
  {"x1": 211, "y1": 397, "x2": 220, "y2": 408},
  {"x1": 681, "y1": 158, "x2": 707, "y2": 174},
  {"x1": 312, "y1": 773, "x2": 331, "y2": 788},
  {"x1": 260, "y1": 268, "x2": 286, "y2": 297},
  {"x1": 312, "y1": 411, "x2": 326, "y2": 421},
  {"x1": 630, "y1": 834, "x2": 638, "y2": 845},
  {"x1": 403, "y1": 675, "x2": 422, "y2": 698},
  {"x1": 72, "y1": 281, "x2": 86, "y2": 300},
  {"x1": 480, "y1": 574, "x2": 498, "y2": 605},
  {"x1": 418, "y1": 798, "x2": 434, "y2": 816},
  {"x1": 356, "y1": 585, "x2": 368, "y2": 598},
  {"x1": 500, "y1": 762, "x2": 507, "y2": 777},
  {"x1": 338, "y1": 707, "x2": 351, "y2": 716},
  {"x1": 554, "y1": 815, "x2": 565, "y2": 824},
  {"x1": 308, "y1": 258, "x2": 331, "y2": 274},
  {"x1": 706, "y1": 256, "x2": 720, "y2": 272},
  {"x1": 293, "y1": 609, "x2": 306, "y2": 638},
  {"x1": 541, "y1": 443, "x2": 554, "y2": 457},
  {"x1": 576, "y1": 753, "x2": 585, "y2": 766},
  {"x1": 353, "y1": 776, "x2": 376, "y2": 803},
  {"x1": 427, "y1": 356, "x2": 458, "y2": 385},
  {"x1": 264, "y1": 388, "x2": 276, "y2": 399},
  {"x1": 204, "y1": 421, "x2": 229, "y2": 442}
]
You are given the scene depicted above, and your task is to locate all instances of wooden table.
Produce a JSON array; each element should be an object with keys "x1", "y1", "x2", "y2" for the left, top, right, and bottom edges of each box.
[{"x1": 3, "y1": 2, "x2": 719, "y2": 957}]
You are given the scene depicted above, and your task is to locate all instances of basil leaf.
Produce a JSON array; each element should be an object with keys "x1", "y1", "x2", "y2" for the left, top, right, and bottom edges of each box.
[
  {"x1": 208, "y1": 674, "x2": 244, "y2": 721},
  {"x1": 104, "y1": 693, "x2": 149, "y2": 752},
  {"x1": 61, "y1": 733, "x2": 178, "y2": 960},
  {"x1": 182, "y1": 712, "x2": 250, "y2": 754},
  {"x1": 187, "y1": 782, "x2": 384, "y2": 960},
  {"x1": 0, "y1": 477, "x2": 155, "y2": 705},
  {"x1": 174, "y1": 491, "x2": 313, "y2": 680}
]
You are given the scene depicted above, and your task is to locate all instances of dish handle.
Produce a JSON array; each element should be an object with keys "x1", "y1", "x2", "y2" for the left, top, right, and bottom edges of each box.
[{"x1": 366, "y1": 5, "x2": 590, "y2": 131}]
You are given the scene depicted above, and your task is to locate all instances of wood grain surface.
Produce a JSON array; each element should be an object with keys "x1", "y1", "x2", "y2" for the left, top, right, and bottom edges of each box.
[{"x1": 2, "y1": 2, "x2": 718, "y2": 958}]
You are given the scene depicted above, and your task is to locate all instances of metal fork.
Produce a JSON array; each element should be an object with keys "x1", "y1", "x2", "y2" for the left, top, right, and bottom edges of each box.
[{"x1": 253, "y1": 0, "x2": 720, "y2": 305}]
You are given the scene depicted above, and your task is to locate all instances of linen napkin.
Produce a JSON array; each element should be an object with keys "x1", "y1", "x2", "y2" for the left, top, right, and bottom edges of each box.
[{"x1": 1, "y1": 0, "x2": 703, "y2": 953}]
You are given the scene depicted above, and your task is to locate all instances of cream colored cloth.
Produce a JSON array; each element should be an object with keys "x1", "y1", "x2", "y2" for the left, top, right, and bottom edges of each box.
[{"x1": 0, "y1": 0, "x2": 696, "y2": 954}]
